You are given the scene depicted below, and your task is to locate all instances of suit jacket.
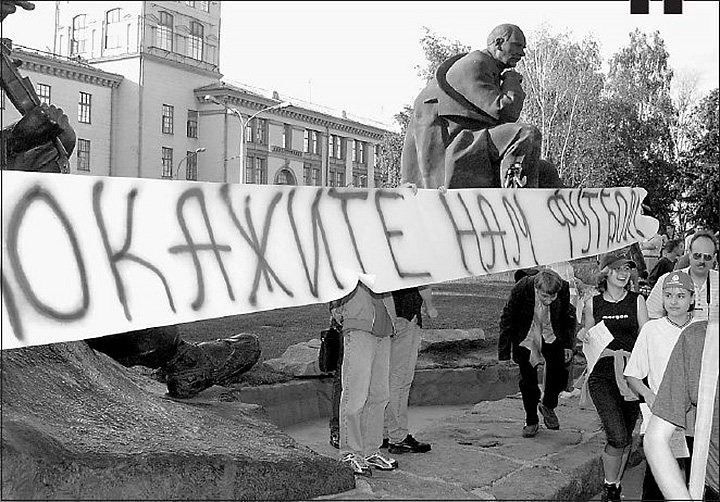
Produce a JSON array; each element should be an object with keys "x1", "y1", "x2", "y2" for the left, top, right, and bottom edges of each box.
[{"x1": 498, "y1": 275, "x2": 577, "y2": 361}]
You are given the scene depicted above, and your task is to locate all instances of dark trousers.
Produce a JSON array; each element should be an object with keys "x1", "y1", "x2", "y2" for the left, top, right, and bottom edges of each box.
[
  {"x1": 513, "y1": 339, "x2": 568, "y2": 426},
  {"x1": 588, "y1": 357, "x2": 641, "y2": 449},
  {"x1": 329, "y1": 338, "x2": 344, "y2": 434}
]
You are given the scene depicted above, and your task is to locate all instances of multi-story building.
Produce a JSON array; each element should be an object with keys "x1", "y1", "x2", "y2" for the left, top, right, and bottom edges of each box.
[{"x1": 1, "y1": 0, "x2": 390, "y2": 187}]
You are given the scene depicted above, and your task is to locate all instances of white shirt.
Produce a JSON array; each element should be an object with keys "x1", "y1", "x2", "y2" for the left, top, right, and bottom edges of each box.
[
  {"x1": 645, "y1": 267, "x2": 719, "y2": 320},
  {"x1": 624, "y1": 317, "x2": 685, "y2": 393}
]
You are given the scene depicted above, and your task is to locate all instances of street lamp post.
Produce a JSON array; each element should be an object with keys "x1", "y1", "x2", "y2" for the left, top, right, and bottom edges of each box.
[
  {"x1": 174, "y1": 147, "x2": 206, "y2": 180},
  {"x1": 202, "y1": 95, "x2": 291, "y2": 183}
]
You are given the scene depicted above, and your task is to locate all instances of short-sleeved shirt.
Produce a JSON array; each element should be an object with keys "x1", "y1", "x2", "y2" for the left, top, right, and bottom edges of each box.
[
  {"x1": 625, "y1": 317, "x2": 685, "y2": 393},
  {"x1": 652, "y1": 321, "x2": 719, "y2": 493}
]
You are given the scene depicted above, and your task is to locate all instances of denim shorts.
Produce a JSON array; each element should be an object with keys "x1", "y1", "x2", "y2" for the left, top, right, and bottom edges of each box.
[{"x1": 587, "y1": 357, "x2": 640, "y2": 449}]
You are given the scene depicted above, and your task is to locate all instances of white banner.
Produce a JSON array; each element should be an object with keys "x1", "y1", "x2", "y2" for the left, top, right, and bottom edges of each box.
[{"x1": 1, "y1": 171, "x2": 658, "y2": 349}]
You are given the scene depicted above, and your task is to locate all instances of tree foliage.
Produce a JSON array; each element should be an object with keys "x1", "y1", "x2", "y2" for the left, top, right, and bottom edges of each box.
[
  {"x1": 516, "y1": 25, "x2": 605, "y2": 182},
  {"x1": 415, "y1": 27, "x2": 471, "y2": 83},
  {"x1": 676, "y1": 88, "x2": 720, "y2": 229},
  {"x1": 376, "y1": 106, "x2": 412, "y2": 188}
]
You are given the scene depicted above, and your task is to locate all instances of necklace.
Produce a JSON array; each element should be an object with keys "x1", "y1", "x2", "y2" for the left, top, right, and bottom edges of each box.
[
  {"x1": 668, "y1": 312, "x2": 693, "y2": 329},
  {"x1": 605, "y1": 289, "x2": 627, "y2": 303}
]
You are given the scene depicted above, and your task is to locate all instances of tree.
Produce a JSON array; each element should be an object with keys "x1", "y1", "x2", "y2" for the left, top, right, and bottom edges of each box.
[
  {"x1": 582, "y1": 29, "x2": 681, "y2": 226},
  {"x1": 376, "y1": 106, "x2": 412, "y2": 188},
  {"x1": 676, "y1": 88, "x2": 719, "y2": 230},
  {"x1": 516, "y1": 25, "x2": 605, "y2": 184},
  {"x1": 670, "y1": 69, "x2": 701, "y2": 155},
  {"x1": 415, "y1": 27, "x2": 470, "y2": 84}
]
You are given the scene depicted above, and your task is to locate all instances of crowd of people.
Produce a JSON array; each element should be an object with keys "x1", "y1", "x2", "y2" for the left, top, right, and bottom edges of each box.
[{"x1": 324, "y1": 231, "x2": 718, "y2": 502}]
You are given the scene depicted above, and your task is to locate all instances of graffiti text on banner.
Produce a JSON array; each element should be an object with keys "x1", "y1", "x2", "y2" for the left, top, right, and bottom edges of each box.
[{"x1": 1, "y1": 171, "x2": 658, "y2": 349}]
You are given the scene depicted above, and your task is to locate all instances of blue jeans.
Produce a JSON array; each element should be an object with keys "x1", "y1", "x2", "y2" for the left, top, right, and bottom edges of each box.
[{"x1": 588, "y1": 357, "x2": 640, "y2": 449}]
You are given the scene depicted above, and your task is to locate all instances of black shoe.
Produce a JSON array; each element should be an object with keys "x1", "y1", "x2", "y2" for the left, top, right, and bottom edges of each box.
[
  {"x1": 380, "y1": 438, "x2": 389, "y2": 449},
  {"x1": 388, "y1": 434, "x2": 431, "y2": 454},
  {"x1": 538, "y1": 403, "x2": 560, "y2": 430},
  {"x1": 522, "y1": 423, "x2": 539, "y2": 438},
  {"x1": 601, "y1": 482, "x2": 621, "y2": 502},
  {"x1": 329, "y1": 430, "x2": 339, "y2": 449}
]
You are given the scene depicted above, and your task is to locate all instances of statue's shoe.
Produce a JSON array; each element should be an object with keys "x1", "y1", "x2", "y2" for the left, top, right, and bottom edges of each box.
[
  {"x1": 197, "y1": 333, "x2": 261, "y2": 386},
  {"x1": 164, "y1": 334, "x2": 261, "y2": 398},
  {"x1": 164, "y1": 341, "x2": 215, "y2": 399}
]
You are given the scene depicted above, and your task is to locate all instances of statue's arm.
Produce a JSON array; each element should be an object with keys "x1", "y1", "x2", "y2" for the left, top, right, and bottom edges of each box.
[{"x1": 446, "y1": 53, "x2": 525, "y2": 123}]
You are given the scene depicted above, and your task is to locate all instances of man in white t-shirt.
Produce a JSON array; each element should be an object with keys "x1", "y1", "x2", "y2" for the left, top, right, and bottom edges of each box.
[{"x1": 646, "y1": 231, "x2": 718, "y2": 321}]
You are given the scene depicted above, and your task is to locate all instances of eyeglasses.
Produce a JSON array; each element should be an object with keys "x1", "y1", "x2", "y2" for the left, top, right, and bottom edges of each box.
[{"x1": 691, "y1": 252, "x2": 714, "y2": 262}]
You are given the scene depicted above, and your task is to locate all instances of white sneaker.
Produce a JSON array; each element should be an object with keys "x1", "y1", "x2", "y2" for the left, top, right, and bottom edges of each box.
[
  {"x1": 365, "y1": 451, "x2": 398, "y2": 470},
  {"x1": 342, "y1": 452, "x2": 372, "y2": 476}
]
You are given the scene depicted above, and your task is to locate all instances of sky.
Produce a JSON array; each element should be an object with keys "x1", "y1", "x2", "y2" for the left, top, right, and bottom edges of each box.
[{"x1": 2, "y1": 0, "x2": 718, "y2": 129}]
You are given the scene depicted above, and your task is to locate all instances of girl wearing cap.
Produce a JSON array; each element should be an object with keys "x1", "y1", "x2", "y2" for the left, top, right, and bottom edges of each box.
[
  {"x1": 583, "y1": 250, "x2": 649, "y2": 502},
  {"x1": 624, "y1": 271, "x2": 695, "y2": 501}
]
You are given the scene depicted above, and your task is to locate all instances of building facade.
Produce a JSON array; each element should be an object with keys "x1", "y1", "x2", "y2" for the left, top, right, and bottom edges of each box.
[{"x1": 1, "y1": 0, "x2": 390, "y2": 187}]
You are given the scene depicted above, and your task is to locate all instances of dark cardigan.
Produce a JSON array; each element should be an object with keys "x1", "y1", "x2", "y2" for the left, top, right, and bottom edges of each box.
[{"x1": 498, "y1": 275, "x2": 577, "y2": 361}]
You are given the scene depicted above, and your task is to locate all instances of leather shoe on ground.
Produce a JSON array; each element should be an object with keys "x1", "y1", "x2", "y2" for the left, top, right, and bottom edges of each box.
[
  {"x1": 522, "y1": 423, "x2": 539, "y2": 438},
  {"x1": 388, "y1": 434, "x2": 431, "y2": 454},
  {"x1": 538, "y1": 403, "x2": 560, "y2": 430}
]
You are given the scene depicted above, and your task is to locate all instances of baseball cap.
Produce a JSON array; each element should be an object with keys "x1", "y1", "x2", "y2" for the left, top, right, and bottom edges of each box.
[
  {"x1": 662, "y1": 271, "x2": 694, "y2": 292},
  {"x1": 599, "y1": 250, "x2": 636, "y2": 270}
]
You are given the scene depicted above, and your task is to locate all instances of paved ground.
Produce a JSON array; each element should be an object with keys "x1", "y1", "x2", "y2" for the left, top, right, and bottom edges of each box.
[{"x1": 284, "y1": 393, "x2": 644, "y2": 501}]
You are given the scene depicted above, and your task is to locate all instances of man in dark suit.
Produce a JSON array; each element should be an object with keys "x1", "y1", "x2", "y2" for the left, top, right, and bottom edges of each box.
[
  {"x1": 401, "y1": 23, "x2": 562, "y2": 190},
  {"x1": 498, "y1": 269, "x2": 577, "y2": 437}
]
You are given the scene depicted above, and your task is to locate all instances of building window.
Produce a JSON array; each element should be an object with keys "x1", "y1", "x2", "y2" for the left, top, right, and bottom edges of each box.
[
  {"x1": 185, "y1": 150, "x2": 198, "y2": 180},
  {"x1": 328, "y1": 168, "x2": 345, "y2": 187},
  {"x1": 245, "y1": 156, "x2": 267, "y2": 184},
  {"x1": 36, "y1": 83, "x2": 51, "y2": 105},
  {"x1": 374, "y1": 144, "x2": 380, "y2": 167},
  {"x1": 328, "y1": 136, "x2": 334, "y2": 158},
  {"x1": 250, "y1": 118, "x2": 266, "y2": 145},
  {"x1": 198, "y1": 1, "x2": 209, "y2": 11},
  {"x1": 105, "y1": 8, "x2": 122, "y2": 49},
  {"x1": 353, "y1": 171, "x2": 367, "y2": 187},
  {"x1": 350, "y1": 139, "x2": 356, "y2": 162},
  {"x1": 304, "y1": 163, "x2": 321, "y2": 186},
  {"x1": 188, "y1": 21, "x2": 204, "y2": 60},
  {"x1": 275, "y1": 168, "x2": 296, "y2": 185},
  {"x1": 358, "y1": 141, "x2": 366, "y2": 164},
  {"x1": 162, "y1": 104, "x2": 174, "y2": 134},
  {"x1": 78, "y1": 92, "x2": 91, "y2": 123},
  {"x1": 157, "y1": 11, "x2": 173, "y2": 51},
  {"x1": 244, "y1": 120, "x2": 253, "y2": 143},
  {"x1": 312, "y1": 130, "x2": 319, "y2": 154},
  {"x1": 185, "y1": 1, "x2": 195, "y2": 6},
  {"x1": 76, "y1": 139, "x2": 90, "y2": 171},
  {"x1": 303, "y1": 129, "x2": 309, "y2": 152},
  {"x1": 329, "y1": 135, "x2": 343, "y2": 160},
  {"x1": 312, "y1": 166, "x2": 321, "y2": 186},
  {"x1": 284, "y1": 124, "x2": 293, "y2": 149},
  {"x1": 161, "y1": 147, "x2": 173, "y2": 178},
  {"x1": 71, "y1": 14, "x2": 86, "y2": 55},
  {"x1": 187, "y1": 110, "x2": 198, "y2": 138}
]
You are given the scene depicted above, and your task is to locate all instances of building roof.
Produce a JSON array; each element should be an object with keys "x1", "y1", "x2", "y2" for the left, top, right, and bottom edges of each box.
[
  {"x1": 197, "y1": 80, "x2": 397, "y2": 137},
  {"x1": 8, "y1": 43, "x2": 124, "y2": 88}
]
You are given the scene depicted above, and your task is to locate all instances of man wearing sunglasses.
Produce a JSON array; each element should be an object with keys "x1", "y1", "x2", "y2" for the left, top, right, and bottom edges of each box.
[{"x1": 646, "y1": 230, "x2": 719, "y2": 321}]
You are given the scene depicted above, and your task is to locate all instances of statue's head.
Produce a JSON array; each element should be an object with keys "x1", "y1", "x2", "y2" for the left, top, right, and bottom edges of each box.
[{"x1": 487, "y1": 24, "x2": 526, "y2": 68}]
